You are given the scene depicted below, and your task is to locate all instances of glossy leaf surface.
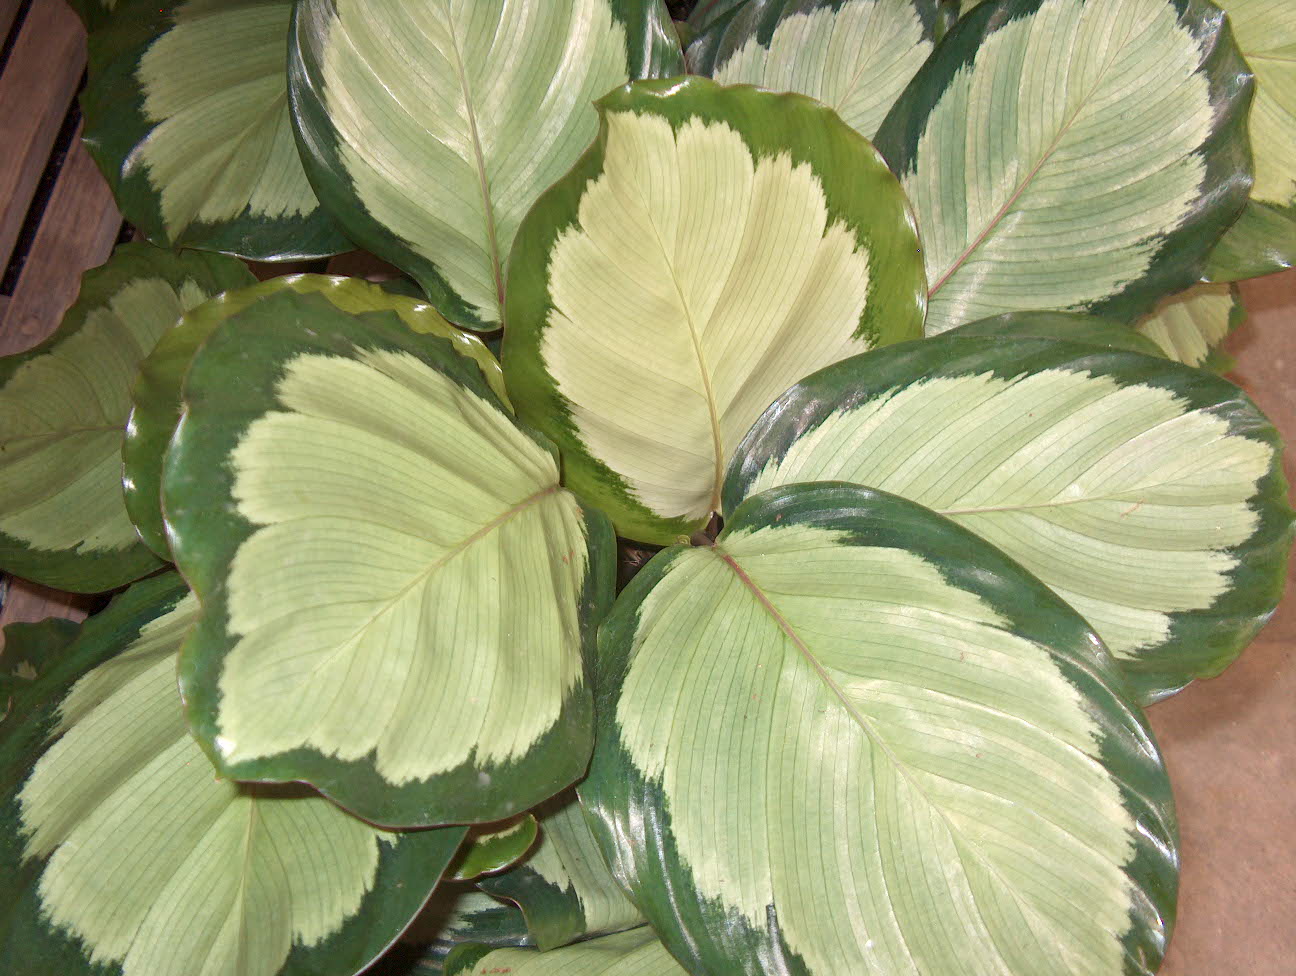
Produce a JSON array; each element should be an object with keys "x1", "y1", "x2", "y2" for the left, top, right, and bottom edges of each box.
[
  {"x1": 1205, "y1": 0, "x2": 1296, "y2": 280},
  {"x1": 874, "y1": 0, "x2": 1255, "y2": 334},
  {"x1": 448, "y1": 816, "x2": 539, "y2": 882},
  {"x1": 504, "y1": 76, "x2": 925, "y2": 544},
  {"x1": 0, "y1": 244, "x2": 253, "y2": 592},
  {"x1": 290, "y1": 0, "x2": 683, "y2": 330},
  {"x1": 164, "y1": 292, "x2": 614, "y2": 826},
  {"x1": 728, "y1": 336, "x2": 1292, "y2": 702},
  {"x1": 480, "y1": 791, "x2": 643, "y2": 950},
  {"x1": 1135, "y1": 282, "x2": 1244, "y2": 371},
  {"x1": 124, "y1": 273, "x2": 506, "y2": 558},
  {"x1": 686, "y1": 0, "x2": 943, "y2": 139},
  {"x1": 82, "y1": 0, "x2": 350, "y2": 261},
  {"x1": 447, "y1": 927, "x2": 684, "y2": 976},
  {"x1": 583, "y1": 484, "x2": 1178, "y2": 976},
  {"x1": 948, "y1": 310, "x2": 1168, "y2": 357},
  {"x1": 0, "y1": 574, "x2": 465, "y2": 976}
]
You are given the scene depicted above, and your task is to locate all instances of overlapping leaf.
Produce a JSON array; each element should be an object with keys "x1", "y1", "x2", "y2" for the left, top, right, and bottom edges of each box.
[
  {"x1": 0, "y1": 244, "x2": 253, "y2": 592},
  {"x1": 124, "y1": 273, "x2": 507, "y2": 558},
  {"x1": 1205, "y1": 0, "x2": 1296, "y2": 280},
  {"x1": 504, "y1": 76, "x2": 925, "y2": 544},
  {"x1": 727, "y1": 335, "x2": 1292, "y2": 701},
  {"x1": 0, "y1": 574, "x2": 464, "y2": 976},
  {"x1": 446, "y1": 927, "x2": 684, "y2": 976},
  {"x1": 376, "y1": 887, "x2": 531, "y2": 976},
  {"x1": 164, "y1": 291, "x2": 615, "y2": 826},
  {"x1": 583, "y1": 484, "x2": 1179, "y2": 975},
  {"x1": 948, "y1": 310, "x2": 1168, "y2": 356},
  {"x1": 82, "y1": 0, "x2": 350, "y2": 261},
  {"x1": 479, "y1": 791, "x2": 643, "y2": 950},
  {"x1": 290, "y1": 0, "x2": 683, "y2": 330},
  {"x1": 686, "y1": 0, "x2": 946, "y2": 139},
  {"x1": 874, "y1": 0, "x2": 1255, "y2": 334},
  {"x1": 1135, "y1": 282, "x2": 1244, "y2": 370}
]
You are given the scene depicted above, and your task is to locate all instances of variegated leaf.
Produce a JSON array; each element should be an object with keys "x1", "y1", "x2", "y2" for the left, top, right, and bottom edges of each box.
[
  {"x1": 686, "y1": 0, "x2": 946, "y2": 139},
  {"x1": 377, "y1": 887, "x2": 531, "y2": 976},
  {"x1": 1135, "y1": 282, "x2": 1244, "y2": 370},
  {"x1": 449, "y1": 816, "x2": 539, "y2": 882},
  {"x1": 446, "y1": 927, "x2": 684, "y2": 976},
  {"x1": 289, "y1": 0, "x2": 683, "y2": 330},
  {"x1": 81, "y1": 0, "x2": 350, "y2": 261},
  {"x1": 124, "y1": 273, "x2": 507, "y2": 559},
  {"x1": 0, "y1": 575, "x2": 464, "y2": 976},
  {"x1": 503, "y1": 76, "x2": 925, "y2": 545},
  {"x1": 873, "y1": 0, "x2": 1255, "y2": 334},
  {"x1": 163, "y1": 291, "x2": 615, "y2": 826},
  {"x1": 948, "y1": 310, "x2": 1169, "y2": 356},
  {"x1": 1205, "y1": 0, "x2": 1296, "y2": 280},
  {"x1": 480, "y1": 791, "x2": 643, "y2": 950},
  {"x1": 727, "y1": 335, "x2": 1293, "y2": 702},
  {"x1": 582, "y1": 484, "x2": 1179, "y2": 976},
  {"x1": 0, "y1": 243, "x2": 253, "y2": 593}
]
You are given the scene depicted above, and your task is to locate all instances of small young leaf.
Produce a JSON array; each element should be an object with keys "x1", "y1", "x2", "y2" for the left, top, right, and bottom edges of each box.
[
  {"x1": 123, "y1": 273, "x2": 507, "y2": 558},
  {"x1": 479, "y1": 791, "x2": 643, "y2": 950},
  {"x1": 82, "y1": 0, "x2": 351, "y2": 261},
  {"x1": 448, "y1": 815, "x2": 539, "y2": 882},
  {"x1": 0, "y1": 574, "x2": 465, "y2": 976},
  {"x1": 504, "y1": 76, "x2": 925, "y2": 544},
  {"x1": 0, "y1": 243, "x2": 253, "y2": 592},
  {"x1": 727, "y1": 335, "x2": 1293, "y2": 702},
  {"x1": 164, "y1": 291, "x2": 615, "y2": 827},
  {"x1": 290, "y1": 0, "x2": 683, "y2": 330},
  {"x1": 582, "y1": 484, "x2": 1178, "y2": 975},
  {"x1": 874, "y1": 0, "x2": 1255, "y2": 334}
]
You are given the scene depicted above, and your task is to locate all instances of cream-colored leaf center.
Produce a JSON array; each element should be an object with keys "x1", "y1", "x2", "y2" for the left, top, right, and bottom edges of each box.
[
  {"x1": 750, "y1": 368, "x2": 1272, "y2": 658},
  {"x1": 713, "y1": 0, "x2": 931, "y2": 139},
  {"x1": 905, "y1": 0, "x2": 1213, "y2": 332},
  {"x1": 215, "y1": 348, "x2": 587, "y2": 783},
  {"x1": 19, "y1": 594, "x2": 389, "y2": 976},
  {"x1": 616, "y1": 524, "x2": 1136, "y2": 974},
  {"x1": 544, "y1": 111, "x2": 871, "y2": 522}
]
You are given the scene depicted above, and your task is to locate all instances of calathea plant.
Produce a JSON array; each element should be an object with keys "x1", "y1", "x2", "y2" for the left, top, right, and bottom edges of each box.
[{"x1": 1, "y1": 0, "x2": 1293, "y2": 974}]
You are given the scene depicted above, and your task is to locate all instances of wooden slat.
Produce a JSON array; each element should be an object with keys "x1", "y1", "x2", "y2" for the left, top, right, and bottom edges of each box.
[
  {"x1": 0, "y1": 0, "x2": 24, "y2": 54},
  {"x1": 0, "y1": 122, "x2": 120, "y2": 355},
  {"x1": 0, "y1": 0, "x2": 84, "y2": 273}
]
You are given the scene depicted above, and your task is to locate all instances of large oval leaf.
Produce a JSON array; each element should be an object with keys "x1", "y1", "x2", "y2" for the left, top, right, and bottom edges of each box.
[
  {"x1": 948, "y1": 310, "x2": 1169, "y2": 357},
  {"x1": 479, "y1": 791, "x2": 643, "y2": 950},
  {"x1": 1204, "y1": 0, "x2": 1296, "y2": 280},
  {"x1": 504, "y1": 76, "x2": 926, "y2": 545},
  {"x1": 726, "y1": 335, "x2": 1293, "y2": 702},
  {"x1": 124, "y1": 273, "x2": 507, "y2": 559},
  {"x1": 290, "y1": 0, "x2": 683, "y2": 330},
  {"x1": 447, "y1": 927, "x2": 684, "y2": 976},
  {"x1": 686, "y1": 0, "x2": 944, "y2": 140},
  {"x1": 0, "y1": 243, "x2": 253, "y2": 593},
  {"x1": 82, "y1": 0, "x2": 350, "y2": 261},
  {"x1": 1134, "y1": 281, "x2": 1244, "y2": 370},
  {"x1": 582, "y1": 483, "x2": 1178, "y2": 976},
  {"x1": 164, "y1": 291, "x2": 615, "y2": 826},
  {"x1": 0, "y1": 574, "x2": 465, "y2": 976},
  {"x1": 874, "y1": 0, "x2": 1254, "y2": 334}
]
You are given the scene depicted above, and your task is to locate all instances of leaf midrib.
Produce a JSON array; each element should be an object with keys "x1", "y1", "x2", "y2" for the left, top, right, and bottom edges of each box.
[
  {"x1": 282, "y1": 484, "x2": 562, "y2": 675},
  {"x1": 927, "y1": 43, "x2": 1123, "y2": 298},
  {"x1": 442, "y1": 4, "x2": 505, "y2": 319}
]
